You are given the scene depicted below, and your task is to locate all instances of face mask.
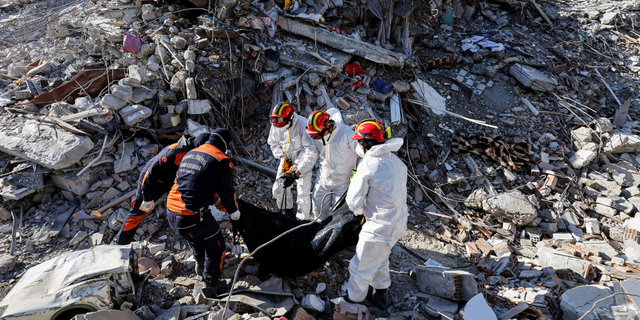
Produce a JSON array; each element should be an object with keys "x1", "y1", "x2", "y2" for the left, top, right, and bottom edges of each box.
[{"x1": 356, "y1": 143, "x2": 365, "y2": 157}]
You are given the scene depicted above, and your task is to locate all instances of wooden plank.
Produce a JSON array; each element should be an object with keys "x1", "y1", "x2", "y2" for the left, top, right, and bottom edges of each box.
[
  {"x1": 276, "y1": 17, "x2": 406, "y2": 67},
  {"x1": 44, "y1": 116, "x2": 93, "y2": 137},
  {"x1": 531, "y1": 0, "x2": 554, "y2": 28},
  {"x1": 59, "y1": 109, "x2": 106, "y2": 122}
]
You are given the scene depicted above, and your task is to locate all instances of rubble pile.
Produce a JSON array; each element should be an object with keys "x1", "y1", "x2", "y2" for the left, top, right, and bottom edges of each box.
[{"x1": 1, "y1": 0, "x2": 640, "y2": 318}]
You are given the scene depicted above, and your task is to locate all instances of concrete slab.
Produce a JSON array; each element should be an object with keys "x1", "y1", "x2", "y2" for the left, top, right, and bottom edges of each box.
[
  {"x1": 482, "y1": 190, "x2": 538, "y2": 226},
  {"x1": 560, "y1": 285, "x2": 613, "y2": 320},
  {"x1": 0, "y1": 114, "x2": 94, "y2": 169},
  {"x1": 537, "y1": 247, "x2": 592, "y2": 275}
]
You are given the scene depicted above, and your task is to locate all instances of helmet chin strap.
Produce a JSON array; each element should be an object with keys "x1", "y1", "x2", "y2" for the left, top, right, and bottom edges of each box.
[{"x1": 320, "y1": 124, "x2": 336, "y2": 146}]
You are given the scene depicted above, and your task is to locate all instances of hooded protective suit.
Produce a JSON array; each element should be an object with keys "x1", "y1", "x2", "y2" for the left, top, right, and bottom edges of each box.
[
  {"x1": 345, "y1": 138, "x2": 408, "y2": 302},
  {"x1": 312, "y1": 107, "x2": 359, "y2": 220},
  {"x1": 268, "y1": 113, "x2": 319, "y2": 219}
]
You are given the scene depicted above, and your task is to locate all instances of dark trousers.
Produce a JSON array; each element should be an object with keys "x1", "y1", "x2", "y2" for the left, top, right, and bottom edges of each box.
[
  {"x1": 116, "y1": 191, "x2": 157, "y2": 245},
  {"x1": 167, "y1": 210, "x2": 226, "y2": 284}
]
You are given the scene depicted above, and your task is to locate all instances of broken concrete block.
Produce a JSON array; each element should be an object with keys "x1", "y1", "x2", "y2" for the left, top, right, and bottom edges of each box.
[
  {"x1": 131, "y1": 86, "x2": 157, "y2": 104},
  {"x1": 140, "y1": 144, "x2": 159, "y2": 158},
  {"x1": 0, "y1": 254, "x2": 16, "y2": 274},
  {"x1": 170, "y1": 71, "x2": 187, "y2": 92},
  {"x1": 185, "y1": 59, "x2": 195, "y2": 73},
  {"x1": 74, "y1": 97, "x2": 94, "y2": 112},
  {"x1": 119, "y1": 105, "x2": 152, "y2": 126},
  {"x1": 111, "y1": 84, "x2": 133, "y2": 102},
  {"x1": 171, "y1": 36, "x2": 187, "y2": 50},
  {"x1": 69, "y1": 230, "x2": 88, "y2": 247},
  {"x1": 597, "y1": 118, "x2": 613, "y2": 132},
  {"x1": 159, "y1": 90, "x2": 178, "y2": 105},
  {"x1": 99, "y1": 94, "x2": 128, "y2": 111},
  {"x1": 585, "y1": 218, "x2": 601, "y2": 235},
  {"x1": 571, "y1": 126, "x2": 593, "y2": 150},
  {"x1": 148, "y1": 241, "x2": 166, "y2": 255},
  {"x1": 114, "y1": 153, "x2": 138, "y2": 174},
  {"x1": 185, "y1": 77, "x2": 197, "y2": 99},
  {"x1": 415, "y1": 293, "x2": 458, "y2": 317},
  {"x1": 509, "y1": 63, "x2": 557, "y2": 92},
  {"x1": 569, "y1": 149, "x2": 597, "y2": 169},
  {"x1": 600, "y1": 11, "x2": 619, "y2": 25},
  {"x1": 560, "y1": 285, "x2": 613, "y2": 320},
  {"x1": 465, "y1": 188, "x2": 488, "y2": 210},
  {"x1": 188, "y1": 100, "x2": 212, "y2": 115},
  {"x1": 552, "y1": 233, "x2": 575, "y2": 247},
  {"x1": 333, "y1": 302, "x2": 370, "y2": 320},
  {"x1": 538, "y1": 247, "x2": 592, "y2": 275},
  {"x1": 128, "y1": 65, "x2": 155, "y2": 83},
  {"x1": 301, "y1": 294, "x2": 324, "y2": 312},
  {"x1": 482, "y1": 190, "x2": 538, "y2": 226},
  {"x1": 604, "y1": 132, "x2": 640, "y2": 154},
  {"x1": 52, "y1": 171, "x2": 99, "y2": 196},
  {"x1": 0, "y1": 116, "x2": 94, "y2": 170},
  {"x1": 412, "y1": 266, "x2": 480, "y2": 301},
  {"x1": 159, "y1": 113, "x2": 181, "y2": 129}
]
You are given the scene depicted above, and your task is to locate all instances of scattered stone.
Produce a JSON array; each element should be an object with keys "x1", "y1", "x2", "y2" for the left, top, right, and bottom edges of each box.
[
  {"x1": 69, "y1": 230, "x2": 88, "y2": 247},
  {"x1": 0, "y1": 254, "x2": 16, "y2": 274},
  {"x1": 301, "y1": 294, "x2": 325, "y2": 312}
]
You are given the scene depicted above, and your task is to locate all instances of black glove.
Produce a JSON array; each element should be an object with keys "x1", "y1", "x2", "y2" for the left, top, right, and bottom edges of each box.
[{"x1": 281, "y1": 172, "x2": 297, "y2": 188}]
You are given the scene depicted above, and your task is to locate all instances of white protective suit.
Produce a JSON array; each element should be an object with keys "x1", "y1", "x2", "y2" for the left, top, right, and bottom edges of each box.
[
  {"x1": 268, "y1": 113, "x2": 319, "y2": 219},
  {"x1": 312, "y1": 107, "x2": 360, "y2": 220},
  {"x1": 345, "y1": 138, "x2": 408, "y2": 302}
]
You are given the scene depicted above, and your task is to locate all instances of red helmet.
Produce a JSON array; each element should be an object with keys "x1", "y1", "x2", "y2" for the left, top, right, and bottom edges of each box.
[
  {"x1": 351, "y1": 120, "x2": 389, "y2": 143},
  {"x1": 269, "y1": 102, "x2": 294, "y2": 128},
  {"x1": 306, "y1": 110, "x2": 332, "y2": 140}
]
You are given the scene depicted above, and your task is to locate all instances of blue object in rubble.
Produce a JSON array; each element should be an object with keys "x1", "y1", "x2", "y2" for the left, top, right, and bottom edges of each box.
[{"x1": 371, "y1": 78, "x2": 393, "y2": 94}]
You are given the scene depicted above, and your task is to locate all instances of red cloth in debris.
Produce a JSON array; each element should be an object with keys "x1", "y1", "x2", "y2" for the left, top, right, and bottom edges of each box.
[{"x1": 345, "y1": 64, "x2": 364, "y2": 77}]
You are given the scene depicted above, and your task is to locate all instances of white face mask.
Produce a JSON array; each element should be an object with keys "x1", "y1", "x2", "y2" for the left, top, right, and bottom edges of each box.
[
  {"x1": 276, "y1": 125, "x2": 288, "y2": 132},
  {"x1": 356, "y1": 143, "x2": 365, "y2": 157}
]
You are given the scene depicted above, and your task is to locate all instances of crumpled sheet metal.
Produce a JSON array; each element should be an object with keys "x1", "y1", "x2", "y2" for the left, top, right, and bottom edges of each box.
[
  {"x1": 25, "y1": 69, "x2": 126, "y2": 105},
  {"x1": 0, "y1": 245, "x2": 133, "y2": 319}
]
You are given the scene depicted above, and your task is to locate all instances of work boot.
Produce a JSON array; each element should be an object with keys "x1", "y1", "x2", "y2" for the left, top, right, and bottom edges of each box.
[
  {"x1": 370, "y1": 288, "x2": 390, "y2": 309},
  {"x1": 201, "y1": 279, "x2": 228, "y2": 299},
  {"x1": 195, "y1": 258, "x2": 205, "y2": 277}
]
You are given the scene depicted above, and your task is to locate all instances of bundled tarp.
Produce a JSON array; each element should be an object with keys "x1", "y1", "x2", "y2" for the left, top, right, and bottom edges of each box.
[{"x1": 232, "y1": 197, "x2": 363, "y2": 277}]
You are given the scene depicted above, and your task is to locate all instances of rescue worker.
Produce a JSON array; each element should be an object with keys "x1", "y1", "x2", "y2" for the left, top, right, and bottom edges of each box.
[
  {"x1": 166, "y1": 128, "x2": 240, "y2": 298},
  {"x1": 267, "y1": 102, "x2": 319, "y2": 220},
  {"x1": 344, "y1": 120, "x2": 407, "y2": 309},
  {"x1": 116, "y1": 133, "x2": 211, "y2": 245},
  {"x1": 305, "y1": 107, "x2": 359, "y2": 220}
]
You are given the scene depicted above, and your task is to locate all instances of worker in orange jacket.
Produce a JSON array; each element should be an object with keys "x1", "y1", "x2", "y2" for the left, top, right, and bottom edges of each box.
[{"x1": 166, "y1": 128, "x2": 239, "y2": 298}]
